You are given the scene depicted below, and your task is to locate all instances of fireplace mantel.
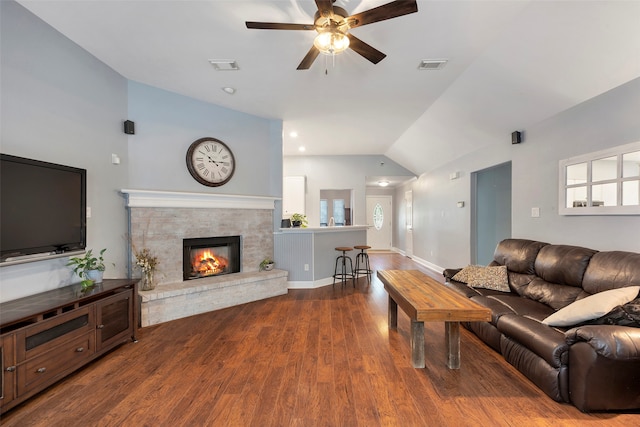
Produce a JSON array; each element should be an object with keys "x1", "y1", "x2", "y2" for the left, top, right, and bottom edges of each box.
[{"x1": 121, "y1": 189, "x2": 279, "y2": 210}]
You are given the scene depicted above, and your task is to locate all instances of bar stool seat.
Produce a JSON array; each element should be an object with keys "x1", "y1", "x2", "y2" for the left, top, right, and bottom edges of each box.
[
  {"x1": 354, "y1": 245, "x2": 372, "y2": 283},
  {"x1": 333, "y1": 247, "x2": 355, "y2": 287}
]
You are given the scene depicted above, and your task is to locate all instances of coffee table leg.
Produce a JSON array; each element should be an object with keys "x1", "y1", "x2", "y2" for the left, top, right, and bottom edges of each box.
[
  {"x1": 388, "y1": 295, "x2": 398, "y2": 329},
  {"x1": 410, "y1": 320, "x2": 426, "y2": 368},
  {"x1": 445, "y1": 321, "x2": 461, "y2": 369}
]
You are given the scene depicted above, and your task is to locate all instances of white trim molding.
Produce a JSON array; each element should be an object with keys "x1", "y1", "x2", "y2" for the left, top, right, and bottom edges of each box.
[{"x1": 120, "y1": 189, "x2": 279, "y2": 210}]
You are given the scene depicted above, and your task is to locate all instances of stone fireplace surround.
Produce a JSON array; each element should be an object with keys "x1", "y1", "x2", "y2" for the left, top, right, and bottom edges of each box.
[{"x1": 121, "y1": 190, "x2": 287, "y2": 326}]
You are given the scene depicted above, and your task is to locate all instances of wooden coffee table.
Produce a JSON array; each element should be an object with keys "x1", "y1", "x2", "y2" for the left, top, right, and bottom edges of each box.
[{"x1": 377, "y1": 269, "x2": 491, "y2": 369}]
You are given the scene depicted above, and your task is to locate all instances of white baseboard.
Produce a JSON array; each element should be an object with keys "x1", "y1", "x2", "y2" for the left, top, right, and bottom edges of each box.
[{"x1": 288, "y1": 277, "x2": 334, "y2": 289}]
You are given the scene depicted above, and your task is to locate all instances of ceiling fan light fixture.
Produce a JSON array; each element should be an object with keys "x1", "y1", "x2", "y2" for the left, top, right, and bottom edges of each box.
[{"x1": 314, "y1": 30, "x2": 350, "y2": 55}]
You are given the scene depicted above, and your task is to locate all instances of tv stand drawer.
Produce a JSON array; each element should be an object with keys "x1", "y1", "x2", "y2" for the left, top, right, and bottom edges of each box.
[{"x1": 18, "y1": 332, "x2": 94, "y2": 395}]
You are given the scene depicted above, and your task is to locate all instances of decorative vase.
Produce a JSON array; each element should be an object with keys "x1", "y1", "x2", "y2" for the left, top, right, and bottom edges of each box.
[
  {"x1": 86, "y1": 269, "x2": 103, "y2": 284},
  {"x1": 140, "y1": 270, "x2": 155, "y2": 291}
]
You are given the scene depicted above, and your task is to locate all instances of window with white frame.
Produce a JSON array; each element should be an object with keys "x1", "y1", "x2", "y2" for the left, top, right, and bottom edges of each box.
[{"x1": 559, "y1": 141, "x2": 640, "y2": 215}]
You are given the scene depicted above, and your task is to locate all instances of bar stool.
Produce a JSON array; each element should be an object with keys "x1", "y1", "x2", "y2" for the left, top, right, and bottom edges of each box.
[
  {"x1": 354, "y1": 245, "x2": 372, "y2": 283},
  {"x1": 333, "y1": 247, "x2": 355, "y2": 287}
]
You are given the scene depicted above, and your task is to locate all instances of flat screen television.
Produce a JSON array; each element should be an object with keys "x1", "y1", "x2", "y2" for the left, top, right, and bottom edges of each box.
[{"x1": 1, "y1": 153, "x2": 86, "y2": 262}]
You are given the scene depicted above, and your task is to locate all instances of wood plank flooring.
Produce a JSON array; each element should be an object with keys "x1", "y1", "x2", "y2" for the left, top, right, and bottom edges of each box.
[{"x1": 2, "y1": 253, "x2": 638, "y2": 426}]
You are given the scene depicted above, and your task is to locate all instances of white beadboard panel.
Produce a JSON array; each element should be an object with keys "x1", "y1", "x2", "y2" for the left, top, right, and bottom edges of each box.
[{"x1": 274, "y1": 232, "x2": 314, "y2": 282}]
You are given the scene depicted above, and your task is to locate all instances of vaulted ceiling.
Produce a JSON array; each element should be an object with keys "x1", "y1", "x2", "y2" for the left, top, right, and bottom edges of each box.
[{"x1": 18, "y1": 1, "x2": 640, "y2": 175}]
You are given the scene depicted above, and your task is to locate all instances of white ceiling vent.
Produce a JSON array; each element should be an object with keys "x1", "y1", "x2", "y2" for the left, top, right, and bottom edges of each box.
[
  {"x1": 418, "y1": 59, "x2": 447, "y2": 70},
  {"x1": 209, "y1": 60, "x2": 239, "y2": 71}
]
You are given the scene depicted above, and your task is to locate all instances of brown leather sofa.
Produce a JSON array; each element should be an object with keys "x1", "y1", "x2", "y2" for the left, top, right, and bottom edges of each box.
[{"x1": 443, "y1": 238, "x2": 640, "y2": 412}]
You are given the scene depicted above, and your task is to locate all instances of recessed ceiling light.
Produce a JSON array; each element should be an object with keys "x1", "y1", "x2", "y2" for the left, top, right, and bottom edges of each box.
[
  {"x1": 209, "y1": 59, "x2": 239, "y2": 71},
  {"x1": 289, "y1": 131, "x2": 298, "y2": 138},
  {"x1": 418, "y1": 59, "x2": 448, "y2": 70},
  {"x1": 222, "y1": 87, "x2": 236, "y2": 94},
  {"x1": 298, "y1": 146, "x2": 306, "y2": 152}
]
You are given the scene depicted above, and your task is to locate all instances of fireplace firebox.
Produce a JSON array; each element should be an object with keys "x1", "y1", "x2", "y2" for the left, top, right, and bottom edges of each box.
[{"x1": 183, "y1": 236, "x2": 241, "y2": 281}]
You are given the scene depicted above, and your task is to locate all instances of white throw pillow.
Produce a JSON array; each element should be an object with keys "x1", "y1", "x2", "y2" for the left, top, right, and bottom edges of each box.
[{"x1": 542, "y1": 286, "x2": 640, "y2": 327}]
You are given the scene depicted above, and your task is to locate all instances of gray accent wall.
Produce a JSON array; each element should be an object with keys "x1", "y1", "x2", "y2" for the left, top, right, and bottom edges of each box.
[
  {"x1": 510, "y1": 77, "x2": 640, "y2": 251},
  {"x1": 395, "y1": 77, "x2": 640, "y2": 271}
]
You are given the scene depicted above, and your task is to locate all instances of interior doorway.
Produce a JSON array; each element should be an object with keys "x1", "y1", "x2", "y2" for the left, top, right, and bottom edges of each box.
[
  {"x1": 471, "y1": 162, "x2": 512, "y2": 265},
  {"x1": 366, "y1": 196, "x2": 392, "y2": 250}
]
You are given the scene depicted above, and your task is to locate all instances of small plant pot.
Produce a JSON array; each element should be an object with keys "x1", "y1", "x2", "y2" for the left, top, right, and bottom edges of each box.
[
  {"x1": 263, "y1": 263, "x2": 274, "y2": 271},
  {"x1": 292, "y1": 220, "x2": 302, "y2": 227},
  {"x1": 85, "y1": 270, "x2": 103, "y2": 284}
]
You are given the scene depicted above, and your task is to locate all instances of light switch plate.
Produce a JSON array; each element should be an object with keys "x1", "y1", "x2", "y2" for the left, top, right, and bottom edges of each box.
[{"x1": 531, "y1": 207, "x2": 540, "y2": 217}]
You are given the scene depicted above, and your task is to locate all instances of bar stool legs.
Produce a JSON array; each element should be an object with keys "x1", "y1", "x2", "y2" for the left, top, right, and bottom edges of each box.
[
  {"x1": 354, "y1": 245, "x2": 372, "y2": 283},
  {"x1": 333, "y1": 247, "x2": 355, "y2": 287}
]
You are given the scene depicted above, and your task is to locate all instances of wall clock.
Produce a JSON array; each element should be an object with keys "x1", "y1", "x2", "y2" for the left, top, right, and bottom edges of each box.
[{"x1": 186, "y1": 137, "x2": 236, "y2": 187}]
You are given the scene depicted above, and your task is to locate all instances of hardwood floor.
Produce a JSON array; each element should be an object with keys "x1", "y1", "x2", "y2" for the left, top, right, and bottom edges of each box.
[{"x1": 2, "y1": 253, "x2": 638, "y2": 426}]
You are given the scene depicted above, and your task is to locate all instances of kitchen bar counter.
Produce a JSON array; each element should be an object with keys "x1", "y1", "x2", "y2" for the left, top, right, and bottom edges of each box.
[{"x1": 274, "y1": 226, "x2": 369, "y2": 288}]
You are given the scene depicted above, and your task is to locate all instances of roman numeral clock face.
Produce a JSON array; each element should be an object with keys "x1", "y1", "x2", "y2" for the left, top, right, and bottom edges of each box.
[{"x1": 186, "y1": 137, "x2": 236, "y2": 187}]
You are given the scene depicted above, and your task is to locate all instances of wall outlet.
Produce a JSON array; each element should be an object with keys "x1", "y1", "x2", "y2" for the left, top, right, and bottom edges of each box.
[
  {"x1": 86, "y1": 206, "x2": 92, "y2": 218},
  {"x1": 304, "y1": 264, "x2": 309, "y2": 271}
]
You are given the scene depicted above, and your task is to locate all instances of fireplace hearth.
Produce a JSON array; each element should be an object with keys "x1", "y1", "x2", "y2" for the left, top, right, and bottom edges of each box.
[{"x1": 183, "y1": 236, "x2": 241, "y2": 280}]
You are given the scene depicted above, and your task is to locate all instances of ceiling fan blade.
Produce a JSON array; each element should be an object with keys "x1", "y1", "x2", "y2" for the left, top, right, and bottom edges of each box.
[
  {"x1": 246, "y1": 22, "x2": 314, "y2": 31},
  {"x1": 346, "y1": 34, "x2": 386, "y2": 64},
  {"x1": 297, "y1": 46, "x2": 321, "y2": 70},
  {"x1": 348, "y1": 0, "x2": 418, "y2": 29},
  {"x1": 315, "y1": 0, "x2": 334, "y2": 18}
]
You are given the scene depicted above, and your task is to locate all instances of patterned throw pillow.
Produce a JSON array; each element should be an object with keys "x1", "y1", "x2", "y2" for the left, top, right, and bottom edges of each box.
[
  {"x1": 451, "y1": 265, "x2": 483, "y2": 283},
  {"x1": 452, "y1": 265, "x2": 510, "y2": 292}
]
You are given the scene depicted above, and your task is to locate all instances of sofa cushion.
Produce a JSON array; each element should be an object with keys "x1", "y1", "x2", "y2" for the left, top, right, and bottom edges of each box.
[
  {"x1": 582, "y1": 251, "x2": 640, "y2": 294},
  {"x1": 534, "y1": 244, "x2": 597, "y2": 288},
  {"x1": 498, "y1": 314, "x2": 568, "y2": 367},
  {"x1": 445, "y1": 280, "x2": 481, "y2": 298},
  {"x1": 520, "y1": 277, "x2": 585, "y2": 310},
  {"x1": 542, "y1": 286, "x2": 640, "y2": 327},
  {"x1": 488, "y1": 295, "x2": 555, "y2": 320},
  {"x1": 470, "y1": 295, "x2": 515, "y2": 325},
  {"x1": 493, "y1": 239, "x2": 548, "y2": 274}
]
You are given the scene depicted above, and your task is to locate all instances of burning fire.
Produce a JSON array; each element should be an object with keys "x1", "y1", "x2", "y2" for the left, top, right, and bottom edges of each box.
[{"x1": 192, "y1": 249, "x2": 228, "y2": 277}]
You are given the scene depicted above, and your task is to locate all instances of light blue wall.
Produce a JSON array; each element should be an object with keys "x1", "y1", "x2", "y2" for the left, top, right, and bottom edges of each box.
[
  {"x1": 127, "y1": 81, "x2": 282, "y2": 198},
  {"x1": 0, "y1": 1, "x2": 283, "y2": 302}
]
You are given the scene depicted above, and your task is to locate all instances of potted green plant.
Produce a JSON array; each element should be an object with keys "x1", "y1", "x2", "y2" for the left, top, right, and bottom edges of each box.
[
  {"x1": 67, "y1": 248, "x2": 107, "y2": 288},
  {"x1": 290, "y1": 213, "x2": 308, "y2": 228},
  {"x1": 259, "y1": 258, "x2": 275, "y2": 271}
]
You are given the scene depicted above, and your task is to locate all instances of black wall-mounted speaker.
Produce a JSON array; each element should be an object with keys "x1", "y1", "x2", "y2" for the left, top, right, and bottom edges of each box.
[
  {"x1": 124, "y1": 120, "x2": 135, "y2": 135},
  {"x1": 511, "y1": 131, "x2": 522, "y2": 144}
]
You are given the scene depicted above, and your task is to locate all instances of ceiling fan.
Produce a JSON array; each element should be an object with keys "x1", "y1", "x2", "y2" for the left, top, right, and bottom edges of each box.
[{"x1": 246, "y1": 0, "x2": 418, "y2": 70}]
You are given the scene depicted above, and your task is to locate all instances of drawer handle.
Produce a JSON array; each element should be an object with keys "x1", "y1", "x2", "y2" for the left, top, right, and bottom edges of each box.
[
  {"x1": 5, "y1": 366, "x2": 16, "y2": 372},
  {"x1": 76, "y1": 347, "x2": 84, "y2": 352},
  {"x1": 97, "y1": 324, "x2": 105, "y2": 329},
  {"x1": 36, "y1": 367, "x2": 46, "y2": 374}
]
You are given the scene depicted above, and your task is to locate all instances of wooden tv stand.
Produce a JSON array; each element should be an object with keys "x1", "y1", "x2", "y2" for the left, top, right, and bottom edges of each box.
[{"x1": 0, "y1": 279, "x2": 138, "y2": 414}]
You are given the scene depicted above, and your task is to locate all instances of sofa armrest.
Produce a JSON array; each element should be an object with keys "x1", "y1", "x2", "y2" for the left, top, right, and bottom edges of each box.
[
  {"x1": 443, "y1": 268, "x2": 462, "y2": 280},
  {"x1": 565, "y1": 325, "x2": 640, "y2": 412},
  {"x1": 565, "y1": 325, "x2": 640, "y2": 359}
]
